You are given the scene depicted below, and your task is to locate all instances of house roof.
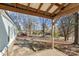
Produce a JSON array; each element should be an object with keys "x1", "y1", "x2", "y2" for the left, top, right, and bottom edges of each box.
[{"x1": 0, "y1": 3, "x2": 79, "y2": 23}]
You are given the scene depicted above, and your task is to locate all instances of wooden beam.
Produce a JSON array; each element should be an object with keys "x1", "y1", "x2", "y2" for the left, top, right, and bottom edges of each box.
[
  {"x1": 46, "y1": 3, "x2": 54, "y2": 12},
  {"x1": 44, "y1": 4, "x2": 54, "y2": 16},
  {"x1": 28, "y1": 3, "x2": 30, "y2": 7},
  {"x1": 55, "y1": 3, "x2": 62, "y2": 7},
  {"x1": 54, "y1": 4, "x2": 79, "y2": 19},
  {"x1": 36, "y1": 3, "x2": 52, "y2": 16},
  {"x1": 36, "y1": 3, "x2": 43, "y2": 14},
  {"x1": 38, "y1": 3, "x2": 43, "y2": 10},
  {"x1": 16, "y1": 3, "x2": 51, "y2": 17},
  {"x1": 0, "y1": 3, "x2": 52, "y2": 19},
  {"x1": 13, "y1": 3, "x2": 30, "y2": 10},
  {"x1": 51, "y1": 3, "x2": 65, "y2": 16},
  {"x1": 0, "y1": 3, "x2": 78, "y2": 23},
  {"x1": 16, "y1": 3, "x2": 51, "y2": 16}
]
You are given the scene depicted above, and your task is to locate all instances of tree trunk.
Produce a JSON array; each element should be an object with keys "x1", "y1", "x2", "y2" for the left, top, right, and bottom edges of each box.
[
  {"x1": 42, "y1": 19, "x2": 45, "y2": 37},
  {"x1": 73, "y1": 12, "x2": 79, "y2": 44},
  {"x1": 64, "y1": 35, "x2": 67, "y2": 41},
  {"x1": 64, "y1": 36, "x2": 67, "y2": 41},
  {"x1": 29, "y1": 25, "x2": 32, "y2": 36}
]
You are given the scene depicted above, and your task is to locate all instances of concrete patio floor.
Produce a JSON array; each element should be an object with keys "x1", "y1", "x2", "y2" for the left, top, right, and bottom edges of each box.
[
  {"x1": 8, "y1": 36, "x2": 67, "y2": 56},
  {"x1": 9, "y1": 44, "x2": 67, "y2": 56},
  {"x1": 30, "y1": 49, "x2": 67, "y2": 56}
]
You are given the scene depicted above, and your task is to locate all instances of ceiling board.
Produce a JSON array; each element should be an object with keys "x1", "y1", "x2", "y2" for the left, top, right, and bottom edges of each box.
[
  {"x1": 48, "y1": 5, "x2": 58, "y2": 13},
  {"x1": 19, "y1": 3, "x2": 28, "y2": 6},
  {"x1": 30, "y1": 3, "x2": 40, "y2": 9},
  {"x1": 40, "y1": 3, "x2": 51, "y2": 11}
]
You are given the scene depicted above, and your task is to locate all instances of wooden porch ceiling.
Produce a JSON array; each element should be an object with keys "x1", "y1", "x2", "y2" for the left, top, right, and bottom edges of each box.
[{"x1": 0, "y1": 3, "x2": 79, "y2": 21}]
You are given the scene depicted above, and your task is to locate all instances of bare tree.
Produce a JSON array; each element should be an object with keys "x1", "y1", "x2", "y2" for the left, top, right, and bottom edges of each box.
[
  {"x1": 41, "y1": 18, "x2": 48, "y2": 37},
  {"x1": 24, "y1": 15, "x2": 38, "y2": 36},
  {"x1": 58, "y1": 15, "x2": 75, "y2": 41},
  {"x1": 73, "y1": 12, "x2": 79, "y2": 44}
]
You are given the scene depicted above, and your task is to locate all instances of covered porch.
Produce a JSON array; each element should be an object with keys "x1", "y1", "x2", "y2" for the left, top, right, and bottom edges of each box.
[{"x1": 0, "y1": 3, "x2": 79, "y2": 56}]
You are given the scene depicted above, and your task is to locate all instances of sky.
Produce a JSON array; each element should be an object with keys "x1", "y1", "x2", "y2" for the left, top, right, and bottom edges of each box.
[{"x1": 7, "y1": 11, "x2": 52, "y2": 30}]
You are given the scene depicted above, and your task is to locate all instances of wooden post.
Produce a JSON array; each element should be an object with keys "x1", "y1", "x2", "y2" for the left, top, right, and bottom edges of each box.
[
  {"x1": 74, "y1": 12, "x2": 79, "y2": 44},
  {"x1": 51, "y1": 20, "x2": 54, "y2": 49}
]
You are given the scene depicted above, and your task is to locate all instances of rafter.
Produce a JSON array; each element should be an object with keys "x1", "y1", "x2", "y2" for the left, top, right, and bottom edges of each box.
[
  {"x1": 55, "y1": 3, "x2": 62, "y2": 7},
  {"x1": 37, "y1": 3, "x2": 43, "y2": 13},
  {"x1": 0, "y1": 3, "x2": 78, "y2": 22},
  {"x1": 36, "y1": 3, "x2": 51, "y2": 16},
  {"x1": 51, "y1": 3, "x2": 67, "y2": 17},
  {"x1": 38, "y1": 3, "x2": 43, "y2": 10},
  {"x1": 54, "y1": 4, "x2": 79, "y2": 19},
  {"x1": 14, "y1": 3, "x2": 30, "y2": 10},
  {"x1": 17, "y1": 3, "x2": 51, "y2": 16},
  {"x1": 46, "y1": 3, "x2": 54, "y2": 12},
  {"x1": 0, "y1": 3, "x2": 53, "y2": 19},
  {"x1": 28, "y1": 3, "x2": 30, "y2": 7}
]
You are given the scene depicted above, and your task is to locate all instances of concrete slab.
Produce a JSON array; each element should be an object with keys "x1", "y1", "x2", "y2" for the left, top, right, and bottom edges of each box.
[{"x1": 31, "y1": 49, "x2": 67, "y2": 56}]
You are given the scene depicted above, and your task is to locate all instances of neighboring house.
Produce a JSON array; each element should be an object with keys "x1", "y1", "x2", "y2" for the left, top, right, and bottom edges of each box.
[{"x1": 0, "y1": 10, "x2": 18, "y2": 55}]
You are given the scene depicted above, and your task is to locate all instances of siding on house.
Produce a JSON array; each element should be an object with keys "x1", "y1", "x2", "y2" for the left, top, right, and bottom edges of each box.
[
  {"x1": 0, "y1": 10, "x2": 17, "y2": 55},
  {"x1": 0, "y1": 15, "x2": 8, "y2": 52}
]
